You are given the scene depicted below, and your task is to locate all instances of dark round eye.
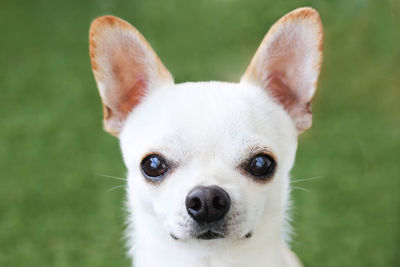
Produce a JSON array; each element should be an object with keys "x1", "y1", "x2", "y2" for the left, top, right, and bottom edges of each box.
[
  {"x1": 141, "y1": 154, "x2": 169, "y2": 181},
  {"x1": 247, "y1": 154, "x2": 276, "y2": 179}
]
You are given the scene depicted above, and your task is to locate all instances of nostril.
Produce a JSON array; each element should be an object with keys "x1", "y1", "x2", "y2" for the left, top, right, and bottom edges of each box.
[
  {"x1": 212, "y1": 196, "x2": 227, "y2": 210},
  {"x1": 187, "y1": 196, "x2": 202, "y2": 211}
]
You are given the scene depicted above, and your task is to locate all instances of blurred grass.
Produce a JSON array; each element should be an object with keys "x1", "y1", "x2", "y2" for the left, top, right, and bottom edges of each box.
[{"x1": 0, "y1": 0, "x2": 399, "y2": 266}]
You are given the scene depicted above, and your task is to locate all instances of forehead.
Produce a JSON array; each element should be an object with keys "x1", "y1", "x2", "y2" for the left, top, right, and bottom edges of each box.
[{"x1": 120, "y1": 81, "x2": 296, "y2": 163}]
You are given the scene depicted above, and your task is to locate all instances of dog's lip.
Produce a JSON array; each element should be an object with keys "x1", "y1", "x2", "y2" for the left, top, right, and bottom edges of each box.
[
  {"x1": 170, "y1": 233, "x2": 179, "y2": 240},
  {"x1": 244, "y1": 231, "x2": 253, "y2": 238},
  {"x1": 196, "y1": 230, "x2": 225, "y2": 240},
  {"x1": 170, "y1": 231, "x2": 252, "y2": 241}
]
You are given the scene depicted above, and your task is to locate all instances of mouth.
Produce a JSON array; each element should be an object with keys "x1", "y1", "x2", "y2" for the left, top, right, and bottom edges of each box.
[
  {"x1": 196, "y1": 230, "x2": 225, "y2": 240},
  {"x1": 170, "y1": 231, "x2": 253, "y2": 241}
]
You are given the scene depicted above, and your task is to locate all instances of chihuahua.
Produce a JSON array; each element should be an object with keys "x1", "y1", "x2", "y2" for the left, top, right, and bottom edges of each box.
[{"x1": 89, "y1": 7, "x2": 323, "y2": 267}]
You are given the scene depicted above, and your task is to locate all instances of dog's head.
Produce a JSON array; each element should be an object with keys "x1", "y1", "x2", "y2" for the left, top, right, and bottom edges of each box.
[{"x1": 89, "y1": 8, "x2": 322, "y2": 244}]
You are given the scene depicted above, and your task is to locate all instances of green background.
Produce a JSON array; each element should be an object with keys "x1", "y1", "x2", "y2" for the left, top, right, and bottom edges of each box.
[{"x1": 1, "y1": 0, "x2": 399, "y2": 266}]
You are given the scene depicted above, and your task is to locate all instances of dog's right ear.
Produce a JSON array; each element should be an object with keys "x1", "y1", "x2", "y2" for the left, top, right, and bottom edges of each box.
[{"x1": 89, "y1": 16, "x2": 173, "y2": 136}]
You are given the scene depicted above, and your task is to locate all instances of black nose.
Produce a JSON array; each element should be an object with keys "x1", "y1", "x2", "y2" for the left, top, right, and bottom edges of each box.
[{"x1": 185, "y1": 185, "x2": 231, "y2": 223}]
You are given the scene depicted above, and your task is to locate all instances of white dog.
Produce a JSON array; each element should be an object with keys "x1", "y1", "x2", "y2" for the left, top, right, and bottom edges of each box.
[{"x1": 89, "y1": 7, "x2": 323, "y2": 267}]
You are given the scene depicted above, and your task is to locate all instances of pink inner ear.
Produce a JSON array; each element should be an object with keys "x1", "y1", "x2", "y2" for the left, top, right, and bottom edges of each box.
[
  {"x1": 108, "y1": 47, "x2": 149, "y2": 117},
  {"x1": 118, "y1": 77, "x2": 147, "y2": 116},
  {"x1": 267, "y1": 71, "x2": 312, "y2": 131},
  {"x1": 267, "y1": 72, "x2": 299, "y2": 111}
]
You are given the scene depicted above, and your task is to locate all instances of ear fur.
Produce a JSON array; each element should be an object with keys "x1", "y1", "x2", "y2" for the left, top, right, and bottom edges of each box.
[
  {"x1": 89, "y1": 16, "x2": 173, "y2": 136},
  {"x1": 241, "y1": 7, "x2": 323, "y2": 133}
]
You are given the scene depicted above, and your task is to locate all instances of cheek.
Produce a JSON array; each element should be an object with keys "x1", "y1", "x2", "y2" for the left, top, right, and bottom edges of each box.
[
  {"x1": 237, "y1": 177, "x2": 286, "y2": 222},
  {"x1": 261, "y1": 175, "x2": 287, "y2": 213},
  {"x1": 242, "y1": 185, "x2": 268, "y2": 215},
  {"x1": 222, "y1": 177, "x2": 265, "y2": 221},
  {"x1": 151, "y1": 179, "x2": 188, "y2": 220},
  {"x1": 127, "y1": 166, "x2": 166, "y2": 215}
]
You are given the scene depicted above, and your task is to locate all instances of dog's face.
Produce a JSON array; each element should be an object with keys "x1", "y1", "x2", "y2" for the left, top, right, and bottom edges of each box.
[
  {"x1": 120, "y1": 81, "x2": 298, "y2": 241},
  {"x1": 89, "y1": 8, "x2": 323, "y2": 244}
]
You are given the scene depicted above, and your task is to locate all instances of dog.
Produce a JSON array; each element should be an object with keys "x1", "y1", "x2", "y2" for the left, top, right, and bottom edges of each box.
[{"x1": 89, "y1": 7, "x2": 323, "y2": 267}]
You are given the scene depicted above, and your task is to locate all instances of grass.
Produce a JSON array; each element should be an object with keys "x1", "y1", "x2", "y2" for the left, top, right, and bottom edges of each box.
[{"x1": 1, "y1": 0, "x2": 399, "y2": 266}]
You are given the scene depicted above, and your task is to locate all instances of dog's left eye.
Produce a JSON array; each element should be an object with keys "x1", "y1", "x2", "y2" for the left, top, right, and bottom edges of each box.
[
  {"x1": 246, "y1": 154, "x2": 276, "y2": 180},
  {"x1": 141, "y1": 154, "x2": 169, "y2": 181}
]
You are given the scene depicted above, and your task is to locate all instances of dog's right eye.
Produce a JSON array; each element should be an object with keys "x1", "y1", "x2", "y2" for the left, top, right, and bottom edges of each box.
[{"x1": 141, "y1": 154, "x2": 169, "y2": 181}]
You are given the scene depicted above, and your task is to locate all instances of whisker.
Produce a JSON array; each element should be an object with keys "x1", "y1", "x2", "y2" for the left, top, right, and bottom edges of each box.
[
  {"x1": 291, "y1": 186, "x2": 312, "y2": 193},
  {"x1": 291, "y1": 175, "x2": 324, "y2": 184},
  {"x1": 96, "y1": 172, "x2": 127, "y2": 181},
  {"x1": 106, "y1": 184, "x2": 126, "y2": 192}
]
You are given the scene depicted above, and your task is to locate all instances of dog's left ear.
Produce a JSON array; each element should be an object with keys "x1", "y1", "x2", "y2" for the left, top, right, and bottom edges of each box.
[
  {"x1": 89, "y1": 16, "x2": 174, "y2": 136},
  {"x1": 241, "y1": 7, "x2": 323, "y2": 133}
]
